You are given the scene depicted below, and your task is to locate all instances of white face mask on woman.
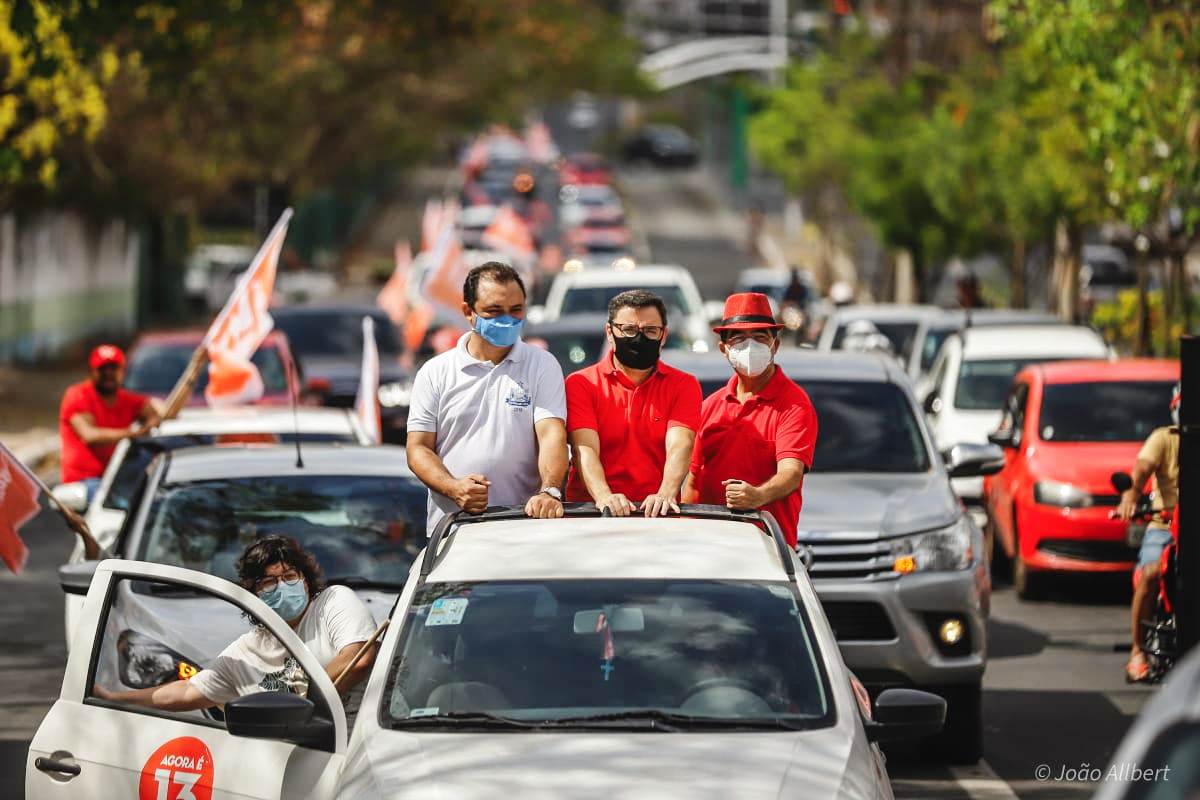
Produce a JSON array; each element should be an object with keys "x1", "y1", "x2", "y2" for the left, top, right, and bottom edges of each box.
[{"x1": 726, "y1": 338, "x2": 774, "y2": 377}]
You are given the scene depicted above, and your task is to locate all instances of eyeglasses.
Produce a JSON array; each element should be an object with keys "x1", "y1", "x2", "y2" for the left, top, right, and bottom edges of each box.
[
  {"x1": 724, "y1": 331, "x2": 776, "y2": 346},
  {"x1": 609, "y1": 322, "x2": 665, "y2": 341},
  {"x1": 254, "y1": 569, "x2": 303, "y2": 595}
]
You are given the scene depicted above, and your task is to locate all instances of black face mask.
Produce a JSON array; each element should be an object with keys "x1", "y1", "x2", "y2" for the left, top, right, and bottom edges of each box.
[{"x1": 612, "y1": 332, "x2": 661, "y2": 370}]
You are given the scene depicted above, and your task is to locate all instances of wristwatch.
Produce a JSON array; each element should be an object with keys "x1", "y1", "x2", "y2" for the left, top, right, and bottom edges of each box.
[{"x1": 540, "y1": 486, "x2": 563, "y2": 501}]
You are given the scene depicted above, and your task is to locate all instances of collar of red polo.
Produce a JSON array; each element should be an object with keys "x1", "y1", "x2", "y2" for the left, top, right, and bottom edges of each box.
[{"x1": 722, "y1": 364, "x2": 785, "y2": 402}]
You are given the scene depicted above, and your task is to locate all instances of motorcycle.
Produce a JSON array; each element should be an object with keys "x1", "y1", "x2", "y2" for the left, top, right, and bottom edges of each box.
[{"x1": 1111, "y1": 471, "x2": 1177, "y2": 683}]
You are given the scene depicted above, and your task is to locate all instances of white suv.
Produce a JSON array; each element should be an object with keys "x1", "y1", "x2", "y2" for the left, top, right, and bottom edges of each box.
[
  {"x1": 30, "y1": 506, "x2": 948, "y2": 799},
  {"x1": 538, "y1": 264, "x2": 711, "y2": 351}
]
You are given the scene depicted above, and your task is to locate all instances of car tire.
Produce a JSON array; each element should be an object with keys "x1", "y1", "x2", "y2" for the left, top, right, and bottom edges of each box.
[
  {"x1": 984, "y1": 514, "x2": 1010, "y2": 578},
  {"x1": 925, "y1": 681, "x2": 984, "y2": 764},
  {"x1": 1011, "y1": 510, "x2": 1045, "y2": 600}
]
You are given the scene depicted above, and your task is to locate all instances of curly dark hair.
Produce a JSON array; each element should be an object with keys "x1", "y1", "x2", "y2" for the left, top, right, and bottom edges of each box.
[{"x1": 236, "y1": 535, "x2": 326, "y2": 598}]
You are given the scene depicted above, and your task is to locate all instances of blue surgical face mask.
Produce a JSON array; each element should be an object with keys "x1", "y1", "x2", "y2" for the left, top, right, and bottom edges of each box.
[
  {"x1": 473, "y1": 314, "x2": 524, "y2": 347},
  {"x1": 259, "y1": 578, "x2": 309, "y2": 622}
]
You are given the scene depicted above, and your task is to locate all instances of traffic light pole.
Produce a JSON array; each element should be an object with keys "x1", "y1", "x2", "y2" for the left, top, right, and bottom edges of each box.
[{"x1": 1177, "y1": 335, "x2": 1200, "y2": 654}]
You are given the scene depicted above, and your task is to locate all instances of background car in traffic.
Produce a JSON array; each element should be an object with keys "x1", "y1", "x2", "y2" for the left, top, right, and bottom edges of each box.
[
  {"x1": 984, "y1": 359, "x2": 1178, "y2": 597},
  {"x1": 124, "y1": 330, "x2": 298, "y2": 407},
  {"x1": 622, "y1": 124, "x2": 699, "y2": 167},
  {"x1": 272, "y1": 305, "x2": 412, "y2": 442}
]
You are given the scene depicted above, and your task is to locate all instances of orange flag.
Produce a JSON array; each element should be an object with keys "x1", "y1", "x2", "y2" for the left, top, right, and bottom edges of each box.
[
  {"x1": 421, "y1": 201, "x2": 470, "y2": 315},
  {"x1": 0, "y1": 442, "x2": 42, "y2": 574},
  {"x1": 204, "y1": 209, "x2": 293, "y2": 407},
  {"x1": 482, "y1": 205, "x2": 535, "y2": 256},
  {"x1": 377, "y1": 241, "x2": 412, "y2": 325}
]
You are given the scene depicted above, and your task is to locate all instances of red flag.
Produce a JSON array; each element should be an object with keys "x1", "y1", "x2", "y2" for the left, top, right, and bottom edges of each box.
[
  {"x1": 203, "y1": 209, "x2": 292, "y2": 408},
  {"x1": 377, "y1": 241, "x2": 412, "y2": 325},
  {"x1": 0, "y1": 442, "x2": 42, "y2": 574}
]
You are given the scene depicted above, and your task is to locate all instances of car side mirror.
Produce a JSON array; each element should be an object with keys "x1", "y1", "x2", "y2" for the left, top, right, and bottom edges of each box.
[
  {"x1": 922, "y1": 391, "x2": 942, "y2": 416},
  {"x1": 945, "y1": 443, "x2": 1006, "y2": 478},
  {"x1": 51, "y1": 482, "x2": 90, "y2": 514},
  {"x1": 865, "y1": 688, "x2": 946, "y2": 743},
  {"x1": 1111, "y1": 471, "x2": 1134, "y2": 493},
  {"x1": 226, "y1": 691, "x2": 334, "y2": 749},
  {"x1": 987, "y1": 429, "x2": 1016, "y2": 449},
  {"x1": 59, "y1": 561, "x2": 101, "y2": 595}
]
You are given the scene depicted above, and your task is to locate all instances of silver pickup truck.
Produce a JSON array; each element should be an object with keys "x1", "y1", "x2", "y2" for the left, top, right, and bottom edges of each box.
[{"x1": 667, "y1": 349, "x2": 1001, "y2": 764}]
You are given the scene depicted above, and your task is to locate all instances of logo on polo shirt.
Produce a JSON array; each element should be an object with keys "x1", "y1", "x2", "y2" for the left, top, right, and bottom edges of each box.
[{"x1": 505, "y1": 380, "x2": 532, "y2": 410}]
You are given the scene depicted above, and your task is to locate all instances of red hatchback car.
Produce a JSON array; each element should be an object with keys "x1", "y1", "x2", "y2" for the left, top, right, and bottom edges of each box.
[
  {"x1": 984, "y1": 359, "x2": 1178, "y2": 599},
  {"x1": 124, "y1": 329, "x2": 299, "y2": 407}
]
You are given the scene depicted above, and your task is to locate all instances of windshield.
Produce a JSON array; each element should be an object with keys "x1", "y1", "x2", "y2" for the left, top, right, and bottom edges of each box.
[
  {"x1": 274, "y1": 312, "x2": 402, "y2": 357},
  {"x1": 561, "y1": 285, "x2": 693, "y2": 316},
  {"x1": 956, "y1": 358, "x2": 1068, "y2": 410},
  {"x1": 1039, "y1": 381, "x2": 1175, "y2": 442},
  {"x1": 102, "y1": 434, "x2": 355, "y2": 511},
  {"x1": 137, "y1": 474, "x2": 426, "y2": 588},
  {"x1": 126, "y1": 344, "x2": 288, "y2": 396},
  {"x1": 383, "y1": 579, "x2": 832, "y2": 729},
  {"x1": 804, "y1": 380, "x2": 930, "y2": 472},
  {"x1": 919, "y1": 326, "x2": 956, "y2": 373},
  {"x1": 832, "y1": 321, "x2": 919, "y2": 361}
]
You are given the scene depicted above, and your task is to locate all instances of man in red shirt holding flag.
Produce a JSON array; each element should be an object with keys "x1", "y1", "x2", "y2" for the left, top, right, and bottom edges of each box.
[
  {"x1": 59, "y1": 345, "x2": 162, "y2": 497},
  {"x1": 683, "y1": 293, "x2": 818, "y2": 547}
]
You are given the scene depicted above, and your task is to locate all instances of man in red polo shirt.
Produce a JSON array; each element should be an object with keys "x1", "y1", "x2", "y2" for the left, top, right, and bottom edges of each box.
[
  {"x1": 683, "y1": 293, "x2": 817, "y2": 546},
  {"x1": 59, "y1": 345, "x2": 162, "y2": 494},
  {"x1": 566, "y1": 290, "x2": 702, "y2": 517}
]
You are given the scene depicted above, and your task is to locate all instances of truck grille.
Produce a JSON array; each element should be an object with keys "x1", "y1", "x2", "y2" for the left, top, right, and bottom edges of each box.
[
  {"x1": 822, "y1": 601, "x2": 897, "y2": 642},
  {"x1": 799, "y1": 538, "x2": 899, "y2": 580}
]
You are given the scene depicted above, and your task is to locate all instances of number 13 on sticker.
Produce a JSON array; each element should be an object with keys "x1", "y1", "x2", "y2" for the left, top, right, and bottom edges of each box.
[{"x1": 139, "y1": 737, "x2": 215, "y2": 800}]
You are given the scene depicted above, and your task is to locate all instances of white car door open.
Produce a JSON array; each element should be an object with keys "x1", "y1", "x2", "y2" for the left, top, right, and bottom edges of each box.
[{"x1": 28, "y1": 560, "x2": 348, "y2": 800}]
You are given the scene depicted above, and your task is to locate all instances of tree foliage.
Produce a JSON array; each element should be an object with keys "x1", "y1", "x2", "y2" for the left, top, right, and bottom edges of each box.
[{"x1": 3, "y1": 0, "x2": 645, "y2": 213}]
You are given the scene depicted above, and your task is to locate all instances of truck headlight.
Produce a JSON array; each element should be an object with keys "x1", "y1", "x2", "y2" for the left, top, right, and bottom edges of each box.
[
  {"x1": 378, "y1": 381, "x2": 412, "y2": 409},
  {"x1": 890, "y1": 518, "x2": 973, "y2": 573},
  {"x1": 116, "y1": 630, "x2": 201, "y2": 688},
  {"x1": 1034, "y1": 480, "x2": 1092, "y2": 509}
]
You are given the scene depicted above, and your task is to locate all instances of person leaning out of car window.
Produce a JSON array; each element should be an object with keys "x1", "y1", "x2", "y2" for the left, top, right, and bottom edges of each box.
[
  {"x1": 93, "y1": 536, "x2": 379, "y2": 710},
  {"x1": 565, "y1": 290, "x2": 703, "y2": 517},
  {"x1": 683, "y1": 293, "x2": 818, "y2": 548}
]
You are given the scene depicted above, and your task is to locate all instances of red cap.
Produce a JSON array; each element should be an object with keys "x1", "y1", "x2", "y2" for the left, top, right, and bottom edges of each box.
[
  {"x1": 88, "y1": 344, "x2": 126, "y2": 370},
  {"x1": 712, "y1": 292, "x2": 784, "y2": 333}
]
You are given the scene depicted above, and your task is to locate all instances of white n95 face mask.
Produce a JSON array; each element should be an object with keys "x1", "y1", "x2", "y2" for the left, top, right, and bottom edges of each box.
[{"x1": 727, "y1": 339, "x2": 773, "y2": 377}]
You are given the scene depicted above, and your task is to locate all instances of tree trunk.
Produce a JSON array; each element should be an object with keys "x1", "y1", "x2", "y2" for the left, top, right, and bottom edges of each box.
[
  {"x1": 1052, "y1": 219, "x2": 1081, "y2": 322},
  {"x1": 1135, "y1": 252, "x2": 1150, "y2": 356},
  {"x1": 893, "y1": 249, "x2": 917, "y2": 304},
  {"x1": 1011, "y1": 238, "x2": 1027, "y2": 309}
]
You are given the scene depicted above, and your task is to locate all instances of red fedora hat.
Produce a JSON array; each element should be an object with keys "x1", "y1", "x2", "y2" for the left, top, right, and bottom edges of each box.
[{"x1": 712, "y1": 292, "x2": 784, "y2": 333}]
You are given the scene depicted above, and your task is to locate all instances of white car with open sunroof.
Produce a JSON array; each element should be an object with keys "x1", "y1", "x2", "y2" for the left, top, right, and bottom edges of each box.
[{"x1": 29, "y1": 505, "x2": 946, "y2": 799}]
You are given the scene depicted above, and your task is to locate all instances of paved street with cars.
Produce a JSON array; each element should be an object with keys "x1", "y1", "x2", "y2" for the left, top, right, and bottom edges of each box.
[{"x1": 5, "y1": 3, "x2": 1198, "y2": 787}]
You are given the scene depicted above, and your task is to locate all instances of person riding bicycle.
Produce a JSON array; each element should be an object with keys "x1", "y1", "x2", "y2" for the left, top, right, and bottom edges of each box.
[{"x1": 1118, "y1": 383, "x2": 1181, "y2": 683}]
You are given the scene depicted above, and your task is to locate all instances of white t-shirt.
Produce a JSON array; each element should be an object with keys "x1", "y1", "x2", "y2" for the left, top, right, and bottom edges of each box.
[
  {"x1": 190, "y1": 585, "x2": 376, "y2": 706},
  {"x1": 407, "y1": 332, "x2": 567, "y2": 533}
]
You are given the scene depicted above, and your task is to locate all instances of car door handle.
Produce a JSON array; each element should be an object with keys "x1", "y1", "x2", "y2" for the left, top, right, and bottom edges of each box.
[{"x1": 35, "y1": 756, "x2": 81, "y2": 777}]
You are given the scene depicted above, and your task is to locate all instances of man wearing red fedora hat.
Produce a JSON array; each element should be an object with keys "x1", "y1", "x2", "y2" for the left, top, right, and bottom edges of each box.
[
  {"x1": 59, "y1": 344, "x2": 162, "y2": 495},
  {"x1": 682, "y1": 292, "x2": 817, "y2": 547}
]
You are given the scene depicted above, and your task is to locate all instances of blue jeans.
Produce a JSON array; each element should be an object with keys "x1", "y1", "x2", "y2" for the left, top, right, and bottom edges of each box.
[
  {"x1": 82, "y1": 477, "x2": 102, "y2": 505},
  {"x1": 1137, "y1": 526, "x2": 1173, "y2": 571}
]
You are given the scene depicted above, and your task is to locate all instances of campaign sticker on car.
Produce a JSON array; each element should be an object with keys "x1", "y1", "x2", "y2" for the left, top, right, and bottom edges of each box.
[
  {"x1": 138, "y1": 736, "x2": 215, "y2": 800},
  {"x1": 426, "y1": 597, "x2": 468, "y2": 626}
]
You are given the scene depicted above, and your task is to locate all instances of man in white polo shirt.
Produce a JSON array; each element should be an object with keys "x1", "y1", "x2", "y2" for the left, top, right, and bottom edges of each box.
[{"x1": 407, "y1": 262, "x2": 568, "y2": 533}]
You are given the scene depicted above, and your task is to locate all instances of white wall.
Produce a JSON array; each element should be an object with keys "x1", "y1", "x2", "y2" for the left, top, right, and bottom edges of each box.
[{"x1": 0, "y1": 212, "x2": 139, "y2": 363}]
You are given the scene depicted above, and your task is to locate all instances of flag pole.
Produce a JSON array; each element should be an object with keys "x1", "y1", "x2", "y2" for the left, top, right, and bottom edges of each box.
[{"x1": 160, "y1": 344, "x2": 208, "y2": 422}]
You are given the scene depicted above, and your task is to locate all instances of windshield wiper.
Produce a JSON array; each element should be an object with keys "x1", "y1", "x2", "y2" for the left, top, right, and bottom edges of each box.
[
  {"x1": 388, "y1": 711, "x2": 538, "y2": 730},
  {"x1": 545, "y1": 710, "x2": 808, "y2": 732}
]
